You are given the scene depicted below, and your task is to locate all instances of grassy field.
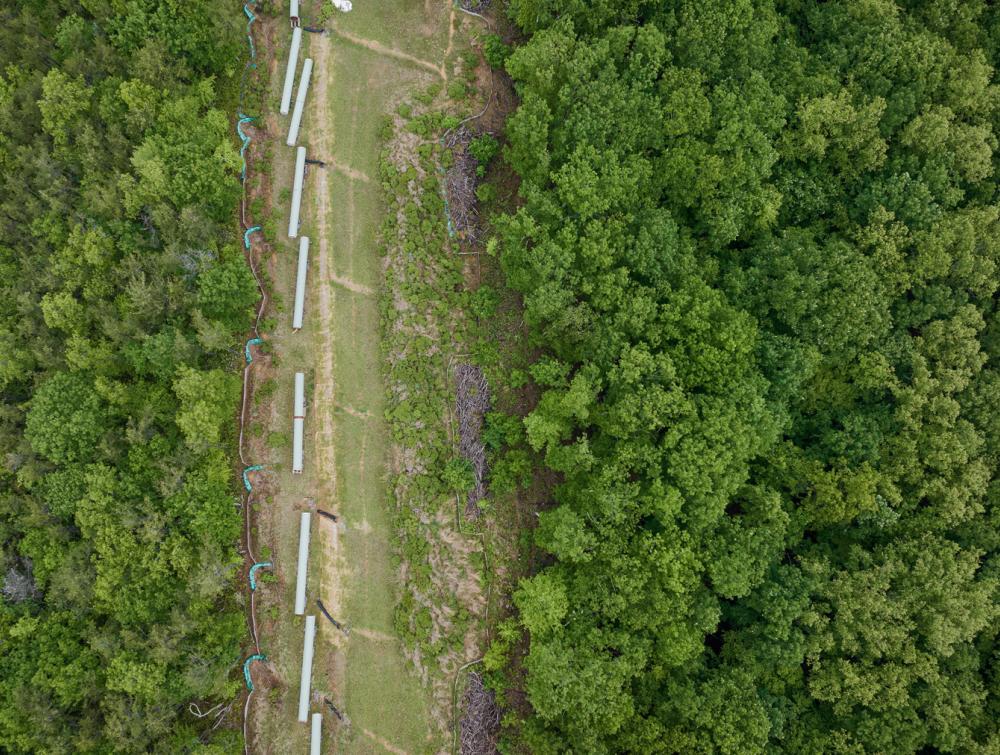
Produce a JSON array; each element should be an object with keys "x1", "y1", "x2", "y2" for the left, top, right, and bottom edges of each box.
[{"x1": 249, "y1": 2, "x2": 460, "y2": 753}]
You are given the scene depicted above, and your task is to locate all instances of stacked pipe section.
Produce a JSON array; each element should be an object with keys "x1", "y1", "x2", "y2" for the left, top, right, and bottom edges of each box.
[{"x1": 293, "y1": 371, "x2": 305, "y2": 473}]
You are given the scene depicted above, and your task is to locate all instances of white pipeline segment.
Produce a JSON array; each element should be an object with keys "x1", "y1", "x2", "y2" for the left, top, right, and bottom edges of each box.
[
  {"x1": 293, "y1": 371, "x2": 305, "y2": 473},
  {"x1": 280, "y1": 27, "x2": 302, "y2": 115},
  {"x1": 298, "y1": 615, "x2": 316, "y2": 723},
  {"x1": 290, "y1": 0, "x2": 299, "y2": 18},
  {"x1": 287, "y1": 57, "x2": 313, "y2": 146},
  {"x1": 310, "y1": 713, "x2": 322, "y2": 755},
  {"x1": 294, "y1": 511, "x2": 311, "y2": 615},
  {"x1": 288, "y1": 146, "x2": 306, "y2": 239},
  {"x1": 293, "y1": 236, "x2": 310, "y2": 330},
  {"x1": 295, "y1": 511, "x2": 311, "y2": 616}
]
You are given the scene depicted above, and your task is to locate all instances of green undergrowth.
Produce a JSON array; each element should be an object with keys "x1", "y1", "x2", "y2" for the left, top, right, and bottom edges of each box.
[{"x1": 377, "y1": 84, "x2": 500, "y2": 724}]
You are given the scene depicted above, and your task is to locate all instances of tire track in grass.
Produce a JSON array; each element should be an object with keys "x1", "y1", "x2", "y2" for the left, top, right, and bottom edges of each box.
[
  {"x1": 330, "y1": 274, "x2": 375, "y2": 296},
  {"x1": 328, "y1": 159, "x2": 373, "y2": 184},
  {"x1": 351, "y1": 627, "x2": 398, "y2": 643},
  {"x1": 331, "y1": 28, "x2": 445, "y2": 80},
  {"x1": 362, "y1": 729, "x2": 410, "y2": 755}
]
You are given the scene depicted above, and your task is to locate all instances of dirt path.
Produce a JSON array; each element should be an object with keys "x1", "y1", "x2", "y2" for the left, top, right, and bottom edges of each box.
[{"x1": 445, "y1": 7, "x2": 456, "y2": 62}]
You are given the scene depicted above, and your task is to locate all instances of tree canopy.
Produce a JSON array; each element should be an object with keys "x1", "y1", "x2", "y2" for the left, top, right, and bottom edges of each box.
[
  {"x1": 0, "y1": 1, "x2": 251, "y2": 751},
  {"x1": 495, "y1": 1, "x2": 1000, "y2": 751}
]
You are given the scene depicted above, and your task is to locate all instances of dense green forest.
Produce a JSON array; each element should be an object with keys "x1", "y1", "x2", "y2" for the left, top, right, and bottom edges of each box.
[
  {"x1": 0, "y1": 1, "x2": 256, "y2": 751},
  {"x1": 493, "y1": 0, "x2": 1000, "y2": 752}
]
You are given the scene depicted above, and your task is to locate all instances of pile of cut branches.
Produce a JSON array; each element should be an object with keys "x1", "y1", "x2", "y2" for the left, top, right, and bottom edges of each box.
[
  {"x1": 455, "y1": 363, "x2": 490, "y2": 516},
  {"x1": 459, "y1": 672, "x2": 501, "y2": 755},
  {"x1": 459, "y1": 0, "x2": 491, "y2": 12},
  {"x1": 444, "y1": 126, "x2": 481, "y2": 244}
]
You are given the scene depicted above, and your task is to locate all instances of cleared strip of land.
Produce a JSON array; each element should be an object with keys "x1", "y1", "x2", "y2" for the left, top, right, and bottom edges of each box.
[{"x1": 251, "y1": 3, "x2": 456, "y2": 753}]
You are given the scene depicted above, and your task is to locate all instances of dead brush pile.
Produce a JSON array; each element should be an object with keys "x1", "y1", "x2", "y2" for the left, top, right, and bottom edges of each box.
[
  {"x1": 444, "y1": 126, "x2": 482, "y2": 244},
  {"x1": 455, "y1": 363, "x2": 491, "y2": 517},
  {"x1": 459, "y1": 672, "x2": 501, "y2": 755},
  {"x1": 459, "y1": 0, "x2": 492, "y2": 12}
]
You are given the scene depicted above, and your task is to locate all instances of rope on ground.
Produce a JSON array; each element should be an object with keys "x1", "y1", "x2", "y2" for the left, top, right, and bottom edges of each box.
[
  {"x1": 190, "y1": 701, "x2": 227, "y2": 718},
  {"x1": 243, "y1": 691, "x2": 255, "y2": 754},
  {"x1": 238, "y1": 116, "x2": 255, "y2": 180},
  {"x1": 209, "y1": 702, "x2": 233, "y2": 732},
  {"x1": 444, "y1": 0, "x2": 494, "y2": 136},
  {"x1": 249, "y1": 582, "x2": 261, "y2": 655}
]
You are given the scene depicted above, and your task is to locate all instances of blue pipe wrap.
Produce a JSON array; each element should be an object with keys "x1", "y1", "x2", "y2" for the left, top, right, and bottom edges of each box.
[
  {"x1": 243, "y1": 225, "x2": 261, "y2": 249},
  {"x1": 244, "y1": 337, "x2": 263, "y2": 364},
  {"x1": 249, "y1": 561, "x2": 273, "y2": 591},
  {"x1": 243, "y1": 463, "x2": 264, "y2": 490},
  {"x1": 243, "y1": 654, "x2": 266, "y2": 691},
  {"x1": 237, "y1": 117, "x2": 255, "y2": 181},
  {"x1": 244, "y1": 5, "x2": 257, "y2": 60}
]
